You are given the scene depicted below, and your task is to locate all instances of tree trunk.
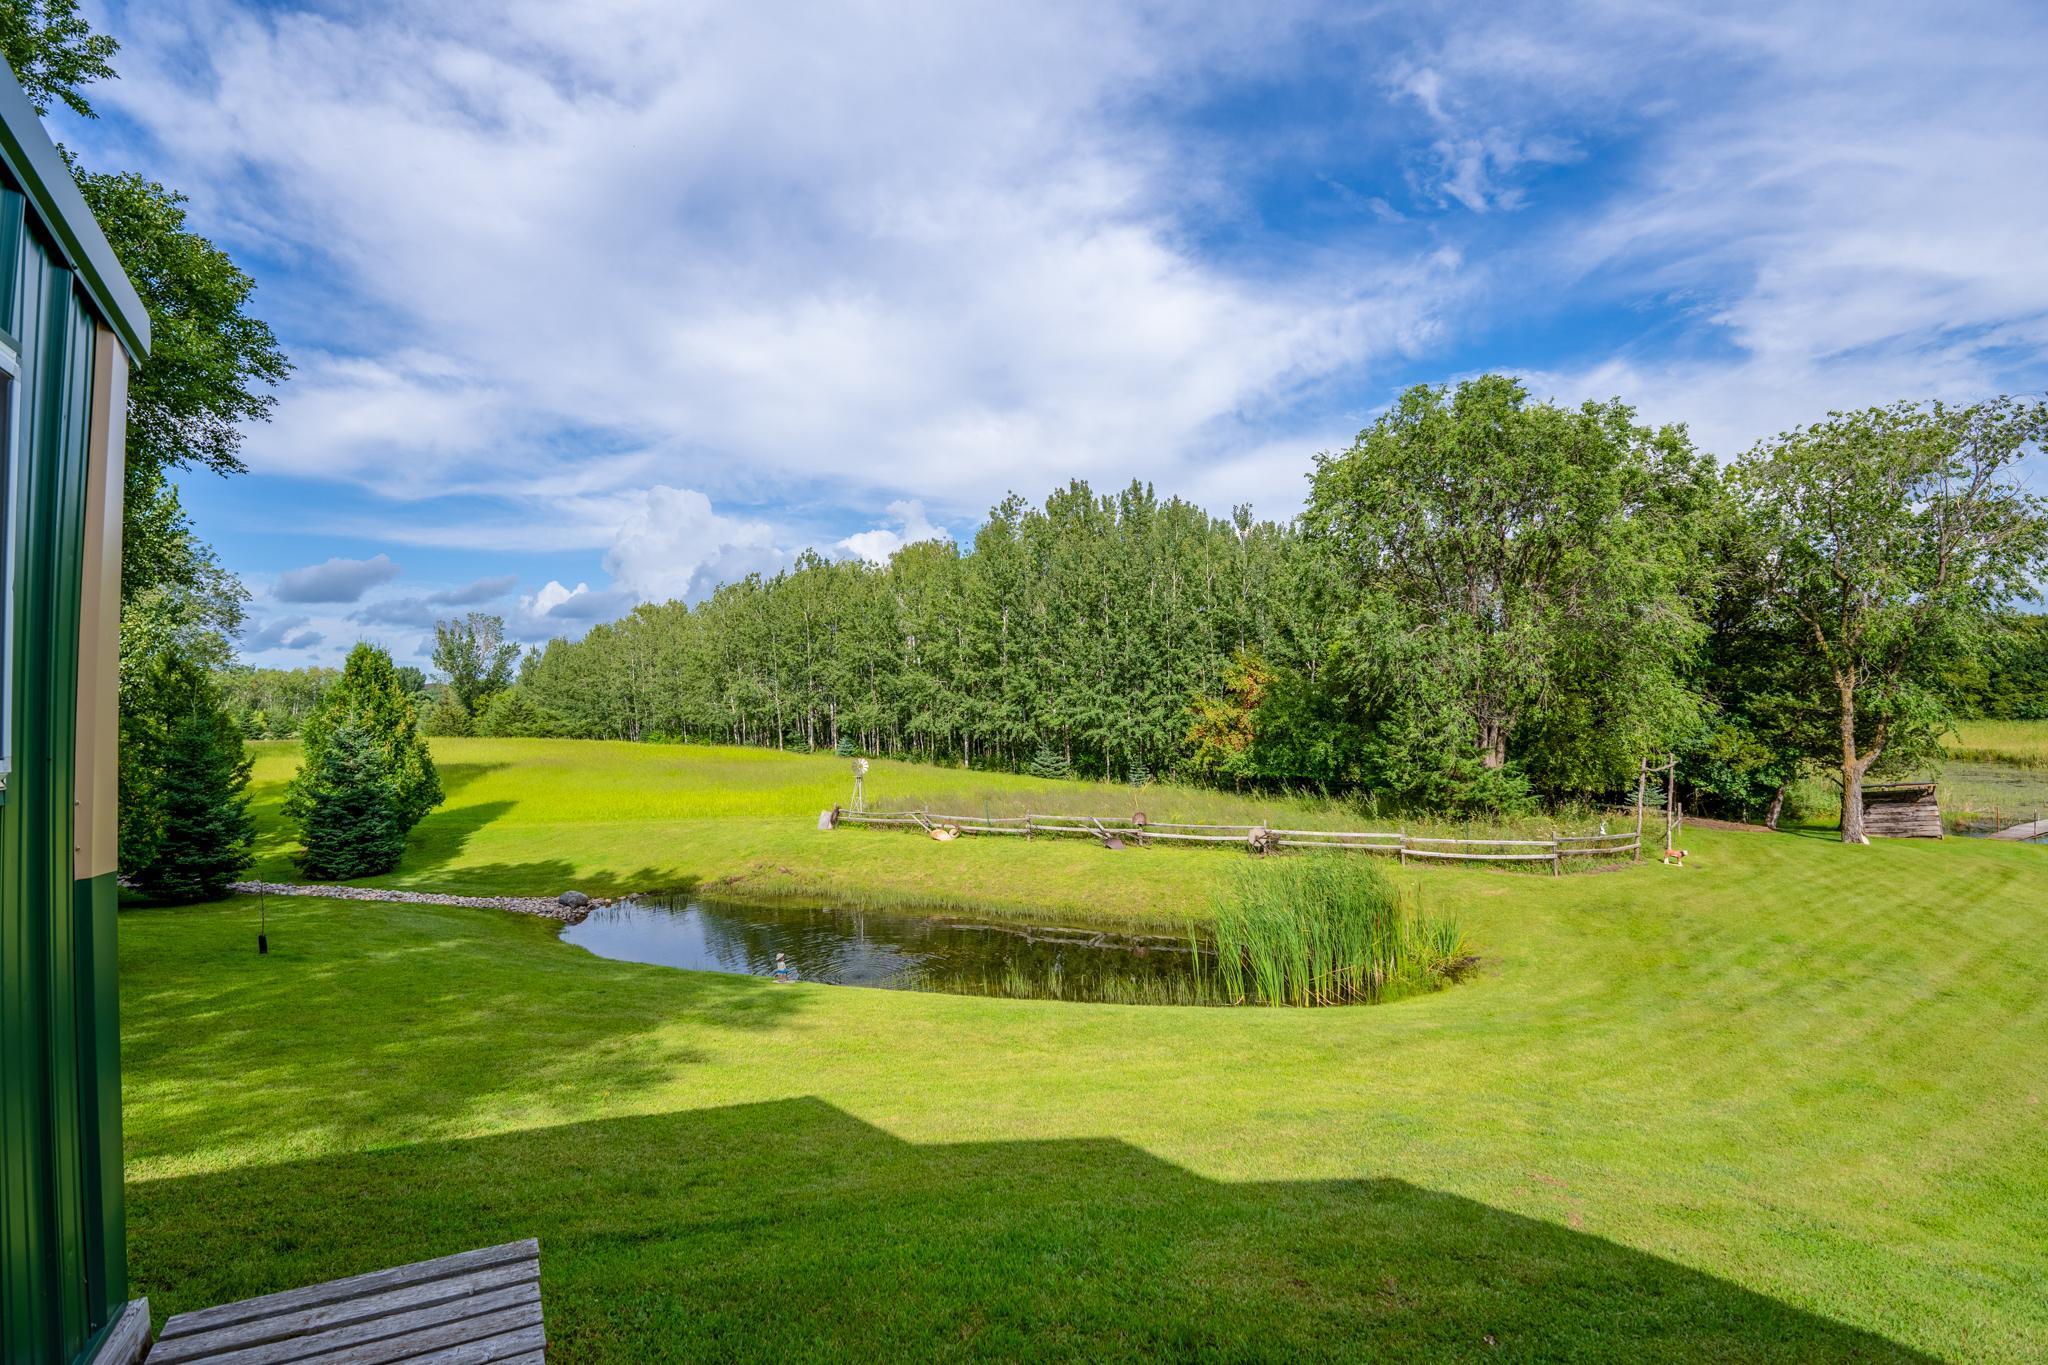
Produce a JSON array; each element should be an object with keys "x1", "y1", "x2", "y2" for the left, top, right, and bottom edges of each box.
[
  {"x1": 1839, "y1": 679, "x2": 1870, "y2": 844},
  {"x1": 1764, "y1": 784, "x2": 1787, "y2": 831},
  {"x1": 1479, "y1": 717, "x2": 1507, "y2": 770}
]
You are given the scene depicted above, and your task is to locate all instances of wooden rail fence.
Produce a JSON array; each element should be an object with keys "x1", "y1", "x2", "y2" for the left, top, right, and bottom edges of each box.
[{"x1": 830, "y1": 808, "x2": 1642, "y2": 873}]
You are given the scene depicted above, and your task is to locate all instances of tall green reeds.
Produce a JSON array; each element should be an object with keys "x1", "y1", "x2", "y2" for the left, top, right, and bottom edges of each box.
[{"x1": 1212, "y1": 856, "x2": 1470, "y2": 1006}]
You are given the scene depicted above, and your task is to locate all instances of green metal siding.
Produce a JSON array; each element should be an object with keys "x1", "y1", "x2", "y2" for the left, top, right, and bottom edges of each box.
[{"x1": 0, "y1": 183, "x2": 126, "y2": 1365}]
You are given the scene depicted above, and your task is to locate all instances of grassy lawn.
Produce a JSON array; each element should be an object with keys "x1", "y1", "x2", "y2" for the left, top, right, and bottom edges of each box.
[
  {"x1": 121, "y1": 740, "x2": 2048, "y2": 1359},
  {"x1": 1946, "y1": 718, "x2": 2048, "y2": 768},
  {"x1": 246, "y1": 737, "x2": 1586, "y2": 924}
]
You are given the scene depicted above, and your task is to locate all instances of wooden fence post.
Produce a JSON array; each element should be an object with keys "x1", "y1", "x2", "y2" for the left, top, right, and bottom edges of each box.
[
  {"x1": 1551, "y1": 837, "x2": 1561, "y2": 877},
  {"x1": 1634, "y1": 761, "x2": 1647, "y2": 863}
]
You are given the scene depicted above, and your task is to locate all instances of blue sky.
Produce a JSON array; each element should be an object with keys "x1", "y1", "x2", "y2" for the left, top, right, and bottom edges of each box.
[{"x1": 56, "y1": 0, "x2": 2048, "y2": 668}]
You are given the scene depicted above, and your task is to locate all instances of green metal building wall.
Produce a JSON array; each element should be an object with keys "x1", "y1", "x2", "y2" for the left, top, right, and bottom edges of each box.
[
  {"x1": 0, "y1": 190, "x2": 121, "y2": 1365},
  {"x1": 0, "y1": 64, "x2": 150, "y2": 1365}
]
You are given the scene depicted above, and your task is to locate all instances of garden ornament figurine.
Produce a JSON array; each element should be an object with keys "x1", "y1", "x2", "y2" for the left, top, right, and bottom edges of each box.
[{"x1": 772, "y1": 952, "x2": 798, "y2": 983}]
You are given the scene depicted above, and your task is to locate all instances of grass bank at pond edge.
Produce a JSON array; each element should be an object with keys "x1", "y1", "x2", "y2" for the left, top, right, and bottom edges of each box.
[{"x1": 243, "y1": 737, "x2": 1634, "y2": 926}]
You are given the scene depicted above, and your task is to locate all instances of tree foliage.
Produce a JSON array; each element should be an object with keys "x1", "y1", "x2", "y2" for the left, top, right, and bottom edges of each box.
[
  {"x1": 217, "y1": 665, "x2": 338, "y2": 738},
  {"x1": 126, "y1": 655, "x2": 255, "y2": 902},
  {"x1": 292, "y1": 722, "x2": 408, "y2": 881},
  {"x1": 4, "y1": 0, "x2": 294, "y2": 872},
  {"x1": 1732, "y1": 398, "x2": 2048, "y2": 840},
  {"x1": 285, "y1": 643, "x2": 442, "y2": 841},
  {"x1": 519, "y1": 481, "x2": 1313, "y2": 781},
  {"x1": 0, "y1": 0, "x2": 115, "y2": 118},
  {"x1": 1944, "y1": 613, "x2": 2048, "y2": 719},
  {"x1": 475, "y1": 686, "x2": 556, "y2": 738},
  {"x1": 432, "y1": 612, "x2": 520, "y2": 716},
  {"x1": 74, "y1": 169, "x2": 290, "y2": 491},
  {"x1": 1304, "y1": 376, "x2": 1714, "y2": 805}
]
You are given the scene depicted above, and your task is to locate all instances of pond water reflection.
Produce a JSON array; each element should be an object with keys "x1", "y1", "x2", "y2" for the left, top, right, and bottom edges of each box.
[{"x1": 561, "y1": 895, "x2": 1223, "y2": 1005}]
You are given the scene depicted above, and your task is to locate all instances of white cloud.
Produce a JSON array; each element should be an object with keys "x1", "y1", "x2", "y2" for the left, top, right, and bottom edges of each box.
[
  {"x1": 351, "y1": 576, "x2": 516, "y2": 628},
  {"x1": 601, "y1": 485, "x2": 785, "y2": 603},
  {"x1": 273, "y1": 553, "x2": 401, "y2": 603},
  {"x1": 1397, "y1": 1, "x2": 2048, "y2": 453},
  {"x1": 87, "y1": 0, "x2": 1439, "y2": 540},
  {"x1": 835, "y1": 499, "x2": 949, "y2": 565},
  {"x1": 515, "y1": 579, "x2": 639, "y2": 637},
  {"x1": 242, "y1": 614, "x2": 322, "y2": 650},
  {"x1": 76, "y1": 0, "x2": 2048, "y2": 563}
]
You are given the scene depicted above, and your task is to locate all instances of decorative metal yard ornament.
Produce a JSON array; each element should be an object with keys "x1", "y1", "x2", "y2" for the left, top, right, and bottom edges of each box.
[
  {"x1": 257, "y1": 886, "x2": 269, "y2": 955},
  {"x1": 851, "y1": 756, "x2": 869, "y2": 813}
]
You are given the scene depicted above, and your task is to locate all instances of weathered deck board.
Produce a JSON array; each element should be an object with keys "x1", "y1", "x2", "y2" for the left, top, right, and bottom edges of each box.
[
  {"x1": 151, "y1": 1240, "x2": 543, "y2": 1363},
  {"x1": 1988, "y1": 818, "x2": 2048, "y2": 841}
]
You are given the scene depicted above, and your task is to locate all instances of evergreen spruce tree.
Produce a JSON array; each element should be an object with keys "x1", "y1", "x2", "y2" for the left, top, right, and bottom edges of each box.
[
  {"x1": 294, "y1": 721, "x2": 407, "y2": 879},
  {"x1": 131, "y1": 657, "x2": 256, "y2": 902},
  {"x1": 835, "y1": 734, "x2": 857, "y2": 757},
  {"x1": 287, "y1": 642, "x2": 442, "y2": 834},
  {"x1": 1028, "y1": 743, "x2": 1071, "y2": 780}
]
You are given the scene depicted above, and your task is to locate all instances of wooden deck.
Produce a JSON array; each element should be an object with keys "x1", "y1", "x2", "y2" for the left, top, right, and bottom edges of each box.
[
  {"x1": 1988, "y1": 817, "x2": 2048, "y2": 842},
  {"x1": 149, "y1": 1240, "x2": 544, "y2": 1363}
]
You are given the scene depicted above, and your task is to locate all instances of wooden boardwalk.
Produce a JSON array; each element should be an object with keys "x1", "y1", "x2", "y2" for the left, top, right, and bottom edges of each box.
[
  {"x1": 1987, "y1": 817, "x2": 2048, "y2": 842},
  {"x1": 149, "y1": 1239, "x2": 544, "y2": 1363}
]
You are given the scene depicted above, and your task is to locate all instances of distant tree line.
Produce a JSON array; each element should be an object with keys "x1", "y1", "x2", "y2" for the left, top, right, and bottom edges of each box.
[
  {"x1": 459, "y1": 380, "x2": 2048, "y2": 841},
  {"x1": 216, "y1": 382, "x2": 2048, "y2": 844}
]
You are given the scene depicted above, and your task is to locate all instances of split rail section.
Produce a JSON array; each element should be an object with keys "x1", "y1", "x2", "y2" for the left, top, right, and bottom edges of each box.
[{"x1": 831, "y1": 808, "x2": 1641, "y2": 873}]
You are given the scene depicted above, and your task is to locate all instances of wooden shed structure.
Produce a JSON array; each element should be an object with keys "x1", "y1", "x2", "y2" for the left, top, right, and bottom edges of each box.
[
  {"x1": 0, "y1": 61, "x2": 151, "y2": 1365},
  {"x1": 1859, "y1": 782, "x2": 1943, "y2": 839}
]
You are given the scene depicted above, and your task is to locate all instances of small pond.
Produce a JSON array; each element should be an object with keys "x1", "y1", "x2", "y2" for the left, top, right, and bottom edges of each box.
[{"x1": 561, "y1": 894, "x2": 1220, "y2": 1005}]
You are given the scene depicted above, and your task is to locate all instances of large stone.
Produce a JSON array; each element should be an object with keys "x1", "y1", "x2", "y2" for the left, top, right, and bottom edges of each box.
[{"x1": 557, "y1": 890, "x2": 591, "y2": 909}]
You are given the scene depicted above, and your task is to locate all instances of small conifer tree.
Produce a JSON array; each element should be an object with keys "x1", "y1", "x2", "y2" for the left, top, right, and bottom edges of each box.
[
  {"x1": 131, "y1": 658, "x2": 256, "y2": 902},
  {"x1": 287, "y1": 643, "x2": 442, "y2": 834},
  {"x1": 294, "y1": 721, "x2": 408, "y2": 879},
  {"x1": 835, "y1": 734, "x2": 857, "y2": 757},
  {"x1": 1028, "y1": 743, "x2": 1072, "y2": 780}
]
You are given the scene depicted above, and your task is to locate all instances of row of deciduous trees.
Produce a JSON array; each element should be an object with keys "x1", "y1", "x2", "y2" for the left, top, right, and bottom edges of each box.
[{"x1": 495, "y1": 379, "x2": 2047, "y2": 840}]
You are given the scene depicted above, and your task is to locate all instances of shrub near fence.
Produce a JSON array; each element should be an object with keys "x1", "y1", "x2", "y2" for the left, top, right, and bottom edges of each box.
[{"x1": 832, "y1": 807, "x2": 1643, "y2": 874}]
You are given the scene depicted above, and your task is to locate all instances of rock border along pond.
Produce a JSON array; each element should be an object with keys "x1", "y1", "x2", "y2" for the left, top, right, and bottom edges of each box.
[{"x1": 229, "y1": 881, "x2": 603, "y2": 924}]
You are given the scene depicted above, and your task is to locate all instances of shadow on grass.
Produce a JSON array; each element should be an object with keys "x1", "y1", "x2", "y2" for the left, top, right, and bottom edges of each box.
[
  {"x1": 129, "y1": 1097, "x2": 1930, "y2": 1363},
  {"x1": 394, "y1": 799, "x2": 519, "y2": 879}
]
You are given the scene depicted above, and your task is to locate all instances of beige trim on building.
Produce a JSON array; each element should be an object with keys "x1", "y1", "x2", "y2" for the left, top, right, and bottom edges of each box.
[{"x1": 73, "y1": 324, "x2": 126, "y2": 882}]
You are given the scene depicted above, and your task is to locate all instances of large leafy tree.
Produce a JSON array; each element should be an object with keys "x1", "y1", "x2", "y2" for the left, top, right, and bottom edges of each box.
[
  {"x1": 431, "y1": 612, "x2": 520, "y2": 717},
  {"x1": 1733, "y1": 398, "x2": 2048, "y2": 842},
  {"x1": 1303, "y1": 375, "x2": 1713, "y2": 806}
]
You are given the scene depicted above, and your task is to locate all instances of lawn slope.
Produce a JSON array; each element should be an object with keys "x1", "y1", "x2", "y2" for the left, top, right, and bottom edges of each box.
[
  {"x1": 247, "y1": 738, "x2": 1438, "y2": 922},
  {"x1": 125, "y1": 758, "x2": 2048, "y2": 1360}
]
